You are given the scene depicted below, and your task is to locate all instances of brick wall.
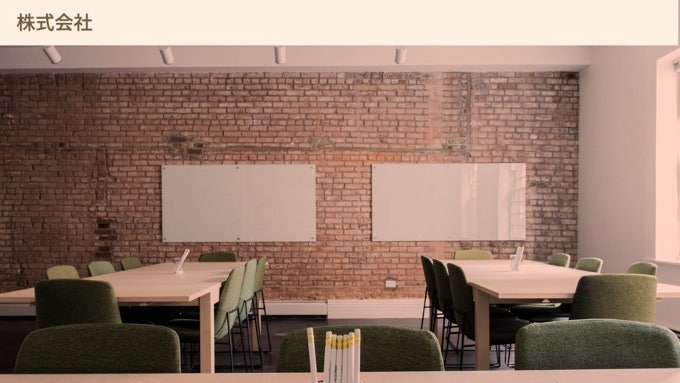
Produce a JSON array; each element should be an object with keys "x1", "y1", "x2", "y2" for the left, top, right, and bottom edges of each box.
[{"x1": 0, "y1": 72, "x2": 579, "y2": 300}]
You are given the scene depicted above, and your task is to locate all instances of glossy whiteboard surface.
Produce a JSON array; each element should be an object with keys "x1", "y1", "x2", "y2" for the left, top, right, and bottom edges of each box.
[
  {"x1": 162, "y1": 164, "x2": 316, "y2": 242},
  {"x1": 372, "y1": 163, "x2": 525, "y2": 241}
]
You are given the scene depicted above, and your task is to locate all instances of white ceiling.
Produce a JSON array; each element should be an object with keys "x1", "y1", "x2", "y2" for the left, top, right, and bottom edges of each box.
[{"x1": 0, "y1": 46, "x2": 591, "y2": 73}]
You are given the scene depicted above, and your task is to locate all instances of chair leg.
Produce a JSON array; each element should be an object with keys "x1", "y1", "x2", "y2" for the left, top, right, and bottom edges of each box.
[
  {"x1": 420, "y1": 288, "x2": 428, "y2": 329},
  {"x1": 256, "y1": 290, "x2": 272, "y2": 353},
  {"x1": 250, "y1": 307, "x2": 264, "y2": 368}
]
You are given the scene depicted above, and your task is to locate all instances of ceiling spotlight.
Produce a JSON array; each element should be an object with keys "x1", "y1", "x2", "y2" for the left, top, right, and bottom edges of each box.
[
  {"x1": 43, "y1": 45, "x2": 62, "y2": 64},
  {"x1": 159, "y1": 46, "x2": 175, "y2": 65},
  {"x1": 395, "y1": 47, "x2": 407, "y2": 65},
  {"x1": 275, "y1": 46, "x2": 286, "y2": 65}
]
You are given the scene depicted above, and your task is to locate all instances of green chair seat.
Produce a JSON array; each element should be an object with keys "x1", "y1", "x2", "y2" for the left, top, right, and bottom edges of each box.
[
  {"x1": 626, "y1": 261, "x2": 657, "y2": 276},
  {"x1": 547, "y1": 253, "x2": 571, "y2": 267},
  {"x1": 87, "y1": 260, "x2": 116, "y2": 276},
  {"x1": 14, "y1": 323, "x2": 181, "y2": 373},
  {"x1": 276, "y1": 325, "x2": 444, "y2": 372},
  {"x1": 45, "y1": 265, "x2": 80, "y2": 280},
  {"x1": 574, "y1": 257, "x2": 603, "y2": 273},
  {"x1": 35, "y1": 279, "x2": 122, "y2": 328},
  {"x1": 454, "y1": 249, "x2": 492, "y2": 260},
  {"x1": 569, "y1": 274, "x2": 657, "y2": 323},
  {"x1": 420, "y1": 255, "x2": 441, "y2": 332},
  {"x1": 515, "y1": 319, "x2": 680, "y2": 370},
  {"x1": 120, "y1": 256, "x2": 143, "y2": 270}
]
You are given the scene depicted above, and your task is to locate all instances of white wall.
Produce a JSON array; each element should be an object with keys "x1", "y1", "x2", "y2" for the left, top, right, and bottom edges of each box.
[{"x1": 579, "y1": 45, "x2": 679, "y2": 329}]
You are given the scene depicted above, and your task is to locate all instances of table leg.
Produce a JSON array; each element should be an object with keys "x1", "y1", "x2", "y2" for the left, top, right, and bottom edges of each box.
[
  {"x1": 199, "y1": 293, "x2": 217, "y2": 373},
  {"x1": 472, "y1": 288, "x2": 491, "y2": 370}
]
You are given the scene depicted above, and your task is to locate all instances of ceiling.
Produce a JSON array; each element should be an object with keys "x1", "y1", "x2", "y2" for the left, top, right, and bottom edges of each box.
[{"x1": 0, "y1": 46, "x2": 592, "y2": 73}]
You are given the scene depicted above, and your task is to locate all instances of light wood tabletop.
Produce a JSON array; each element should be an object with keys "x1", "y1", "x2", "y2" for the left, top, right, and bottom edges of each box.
[{"x1": 2, "y1": 369, "x2": 680, "y2": 383}]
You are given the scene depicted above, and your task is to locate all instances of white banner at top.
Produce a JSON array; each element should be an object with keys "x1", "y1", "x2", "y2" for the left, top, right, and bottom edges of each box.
[{"x1": 1, "y1": 0, "x2": 677, "y2": 46}]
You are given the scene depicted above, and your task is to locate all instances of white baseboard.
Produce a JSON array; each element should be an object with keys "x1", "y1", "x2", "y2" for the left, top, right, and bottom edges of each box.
[
  {"x1": 0, "y1": 304, "x2": 35, "y2": 316},
  {"x1": 267, "y1": 301, "x2": 328, "y2": 316},
  {"x1": 328, "y1": 299, "x2": 423, "y2": 319},
  {"x1": 266, "y1": 299, "x2": 424, "y2": 319}
]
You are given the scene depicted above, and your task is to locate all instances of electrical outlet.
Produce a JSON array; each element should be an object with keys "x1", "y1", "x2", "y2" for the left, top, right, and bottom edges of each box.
[{"x1": 384, "y1": 278, "x2": 397, "y2": 289}]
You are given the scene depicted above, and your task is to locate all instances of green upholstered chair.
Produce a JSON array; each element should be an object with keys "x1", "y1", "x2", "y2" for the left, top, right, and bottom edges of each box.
[
  {"x1": 276, "y1": 325, "x2": 444, "y2": 372},
  {"x1": 164, "y1": 264, "x2": 246, "y2": 372},
  {"x1": 420, "y1": 255, "x2": 442, "y2": 332},
  {"x1": 515, "y1": 319, "x2": 680, "y2": 370},
  {"x1": 14, "y1": 323, "x2": 181, "y2": 373},
  {"x1": 574, "y1": 257, "x2": 603, "y2": 273},
  {"x1": 34, "y1": 279, "x2": 122, "y2": 329},
  {"x1": 547, "y1": 253, "x2": 571, "y2": 267},
  {"x1": 569, "y1": 274, "x2": 658, "y2": 323},
  {"x1": 199, "y1": 251, "x2": 238, "y2": 262},
  {"x1": 120, "y1": 256, "x2": 143, "y2": 270},
  {"x1": 626, "y1": 261, "x2": 658, "y2": 276},
  {"x1": 45, "y1": 265, "x2": 80, "y2": 280},
  {"x1": 447, "y1": 262, "x2": 529, "y2": 369},
  {"x1": 87, "y1": 260, "x2": 116, "y2": 276},
  {"x1": 454, "y1": 249, "x2": 492, "y2": 260},
  {"x1": 253, "y1": 256, "x2": 272, "y2": 353}
]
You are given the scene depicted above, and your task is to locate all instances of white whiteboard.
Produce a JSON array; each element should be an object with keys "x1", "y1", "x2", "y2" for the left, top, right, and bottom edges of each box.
[
  {"x1": 372, "y1": 163, "x2": 526, "y2": 241},
  {"x1": 162, "y1": 165, "x2": 316, "y2": 242}
]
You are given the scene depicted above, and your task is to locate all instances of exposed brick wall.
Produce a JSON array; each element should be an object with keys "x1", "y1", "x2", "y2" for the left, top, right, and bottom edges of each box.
[{"x1": 0, "y1": 72, "x2": 579, "y2": 300}]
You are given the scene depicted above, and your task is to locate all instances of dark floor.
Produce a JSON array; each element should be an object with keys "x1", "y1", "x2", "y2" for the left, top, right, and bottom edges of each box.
[{"x1": 0, "y1": 315, "x2": 512, "y2": 373}]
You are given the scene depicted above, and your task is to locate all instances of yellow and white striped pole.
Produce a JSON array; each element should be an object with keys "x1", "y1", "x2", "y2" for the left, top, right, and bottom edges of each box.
[{"x1": 307, "y1": 328, "x2": 317, "y2": 383}]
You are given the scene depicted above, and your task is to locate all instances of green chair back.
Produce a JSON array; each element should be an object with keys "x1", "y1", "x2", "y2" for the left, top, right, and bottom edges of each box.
[
  {"x1": 569, "y1": 274, "x2": 657, "y2": 323},
  {"x1": 276, "y1": 325, "x2": 444, "y2": 372},
  {"x1": 215, "y1": 265, "x2": 246, "y2": 339},
  {"x1": 454, "y1": 249, "x2": 492, "y2": 260},
  {"x1": 199, "y1": 251, "x2": 238, "y2": 262},
  {"x1": 120, "y1": 256, "x2": 143, "y2": 270},
  {"x1": 87, "y1": 260, "x2": 116, "y2": 276},
  {"x1": 14, "y1": 323, "x2": 181, "y2": 373},
  {"x1": 254, "y1": 256, "x2": 267, "y2": 293},
  {"x1": 35, "y1": 279, "x2": 122, "y2": 328},
  {"x1": 574, "y1": 257, "x2": 603, "y2": 273},
  {"x1": 515, "y1": 319, "x2": 680, "y2": 370},
  {"x1": 420, "y1": 255, "x2": 439, "y2": 311},
  {"x1": 547, "y1": 253, "x2": 570, "y2": 267},
  {"x1": 431, "y1": 258, "x2": 453, "y2": 317},
  {"x1": 447, "y1": 262, "x2": 475, "y2": 336},
  {"x1": 46, "y1": 265, "x2": 80, "y2": 280},
  {"x1": 626, "y1": 261, "x2": 658, "y2": 276},
  {"x1": 237, "y1": 259, "x2": 257, "y2": 322}
]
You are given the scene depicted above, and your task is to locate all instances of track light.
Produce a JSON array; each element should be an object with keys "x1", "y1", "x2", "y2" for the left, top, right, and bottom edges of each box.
[
  {"x1": 43, "y1": 45, "x2": 62, "y2": 64},
  {"x1": 275, "y1": 46, "x2": 286, "y2": 64},
  {"x1": 159, "y1": 46, "x2": 174, "y2": 65},
  {"x1": 395, "y1": 47, "x2": 407, "y2": 65}
]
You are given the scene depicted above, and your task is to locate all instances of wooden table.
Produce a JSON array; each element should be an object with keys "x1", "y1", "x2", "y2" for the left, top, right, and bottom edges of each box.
[
  {"x1": 2, "y1": 370, "x2": 680, "y2": 383},
  {"x1": 447, "y1": 259, "x2": 680, "y2": 370},
  {"x1": 0, "y1": 262, "x2": 244, "y2": 373}
]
